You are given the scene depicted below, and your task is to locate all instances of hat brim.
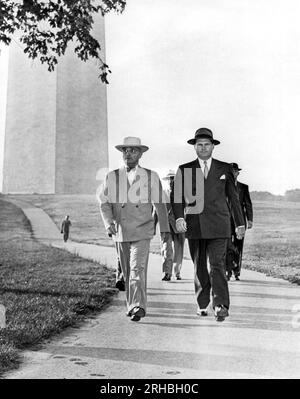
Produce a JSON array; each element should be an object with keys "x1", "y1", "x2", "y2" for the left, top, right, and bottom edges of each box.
[
  {"x1": 187, "y1": 137, "x2": 220, "y2": 145},
  {"x1": 115, "y1": 145, "x2": 149, "y2": 153}
]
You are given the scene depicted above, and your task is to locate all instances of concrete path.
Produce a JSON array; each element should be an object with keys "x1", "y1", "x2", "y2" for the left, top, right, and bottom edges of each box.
[{"x1": 3, "y1": 198, "x2": 300, "y2": 379}]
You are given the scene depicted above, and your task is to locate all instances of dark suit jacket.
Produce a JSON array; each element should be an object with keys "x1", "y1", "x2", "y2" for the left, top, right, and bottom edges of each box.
[
  {"x1": 236, "y1": 181, "x2": 253, "y2": 227},
  {"x1": 172, "y1": 158, "x2": 244, "y2": 239}
]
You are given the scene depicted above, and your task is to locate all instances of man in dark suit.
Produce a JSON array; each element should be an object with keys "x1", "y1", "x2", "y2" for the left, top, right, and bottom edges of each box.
[
  {"x1": 226, "y1": 163, "x2": 253, "y2": 281},
  {"x1": 61, "y1": 215, "x2": 71, "y2": 242},
  {"x1": 172, "y1": 128, "x2": 245, "y2": 321}
]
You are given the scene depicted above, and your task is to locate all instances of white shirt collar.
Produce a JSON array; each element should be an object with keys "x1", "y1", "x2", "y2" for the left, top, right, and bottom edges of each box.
[
  {"x1": 124, "y1": 164, "x2": 139, "y2": 185},
  {"x1": 198, "y1": 157, "x2": 212, "y2": 170},
  {"x1": 124, "y1": 164, "x2": 139, "y2": 173}
]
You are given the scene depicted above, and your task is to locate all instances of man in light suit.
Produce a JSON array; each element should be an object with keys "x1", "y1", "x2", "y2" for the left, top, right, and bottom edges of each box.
[
  {"x1": 172, "y1": 128, "x2": 245, "y2": 321},
  {"x1": 99, "y1": 137, "x2": 170, "y2": 322},
  {"x1": 226, "y1": 162, "x2": 253, "y2": 281}
]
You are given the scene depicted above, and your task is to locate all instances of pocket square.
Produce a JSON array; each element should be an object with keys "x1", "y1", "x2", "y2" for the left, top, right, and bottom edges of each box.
[{"x1": 220, "y1": 174, "x2": 226, "y2": 180}]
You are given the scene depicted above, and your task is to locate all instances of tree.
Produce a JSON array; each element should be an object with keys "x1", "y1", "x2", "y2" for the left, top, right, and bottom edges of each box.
[{"x1": 0, "y1": 0, "x2": 126, "y2": 83}]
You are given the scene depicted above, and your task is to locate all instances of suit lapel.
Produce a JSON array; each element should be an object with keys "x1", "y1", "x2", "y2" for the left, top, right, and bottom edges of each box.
[
  {"x1": 205, "y1": 158, "x2": 216, "y2": 181},
  {"x1": 184, "y1": 159, "x2": 204, "y2": 213},
  {"x1": 204, "y1": 159, "x2": 223, "y2": 194},
  {"x1": 118, "y1": 167, "x2": 129, "y2": 203},
  {"x1": 193, "y1": 159, "x2": 201, "y2": 195},
  {"x1": 207, "y1": 158, "x2": 222, "y2": 179}
]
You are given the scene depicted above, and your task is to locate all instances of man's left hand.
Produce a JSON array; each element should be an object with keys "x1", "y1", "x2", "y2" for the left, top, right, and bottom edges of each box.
[
  {"x1": 235, "y1": 225, "x2": 245, "y2": 240},
  {"x1": 160, "y1": 232, "x2": 171, "y2": 242}
]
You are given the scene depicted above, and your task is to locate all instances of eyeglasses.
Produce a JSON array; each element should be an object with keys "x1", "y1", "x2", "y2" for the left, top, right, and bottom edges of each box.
[{"x1": 122, "y1": 147, "x2": 140, "y2": 154}]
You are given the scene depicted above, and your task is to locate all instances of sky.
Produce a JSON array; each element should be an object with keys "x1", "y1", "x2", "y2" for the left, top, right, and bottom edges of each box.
[{"x1": 1, "y1": 0, "x2": 300, "y2": 194}]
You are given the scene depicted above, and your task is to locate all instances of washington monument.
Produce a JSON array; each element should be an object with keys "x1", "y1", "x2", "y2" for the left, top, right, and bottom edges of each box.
[{"x1": 2, "y1": 15, "x2": 108, "y2": 194}]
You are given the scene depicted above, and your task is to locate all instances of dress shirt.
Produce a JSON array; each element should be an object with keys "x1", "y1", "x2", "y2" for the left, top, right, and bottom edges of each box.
[
  {"x1": 126, "y1": 165, "x2": 139, "y2": 186},
  {"x1": 198, "y1": 157, "x2": 212, "y2": 175},
  {"x1": 176, "y1": 158, "x2": 212, "y2": 223}
]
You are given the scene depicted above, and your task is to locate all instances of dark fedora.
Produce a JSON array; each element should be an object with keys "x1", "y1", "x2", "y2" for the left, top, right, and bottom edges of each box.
[
  {"x1": 187, "y1": 128, "x2": 220, "y2": 145},
  {"x1": 231, "y1": 162, "x2": 242, "y2": 171}
]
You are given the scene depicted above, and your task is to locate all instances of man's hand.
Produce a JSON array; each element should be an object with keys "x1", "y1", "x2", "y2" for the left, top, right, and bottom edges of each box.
[
  {"x1": 235, "y1": 225, "x2": 245, "y2": 240},
  {"x1": 247, "y1": 221, "x2": 253, "y2": 229},
  {"x1": 176, "y1": 218, "x2": 187, "y2": 233},
  {"x1": 107, "y1": 223, "x2": 117, "y2": 236},
  {"x1": 160, "y1": 232, "x2": 171, "y2": 242}
]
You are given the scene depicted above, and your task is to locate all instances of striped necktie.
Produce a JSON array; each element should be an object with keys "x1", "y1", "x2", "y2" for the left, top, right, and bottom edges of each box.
[{"x1": 203, "y1": 160, "x2": 208, "y2": 179}]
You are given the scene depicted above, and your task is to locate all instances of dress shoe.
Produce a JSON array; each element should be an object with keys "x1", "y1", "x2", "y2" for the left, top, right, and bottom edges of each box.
[
  {"x1": 214, "y1": 305, "x2": 229, "y2": 322},
  {"x1": 176, "y1": 274, "x2": 182, "y2": 280},
  {"x1": 197, "y1": 308, "x2": 208, "y2": 317},
  {"x1": 235, "y1": 276, "x2": 240, "y2": 281},
  {"x1": 162, "y1": 273, "x2": 171, "y2": 281},
  {"x1": 115, "y1": 280, "x2": 125, "y2": 291},
  {"x1": 130, "y1": 307, "x2": 145, "y2": 322}
]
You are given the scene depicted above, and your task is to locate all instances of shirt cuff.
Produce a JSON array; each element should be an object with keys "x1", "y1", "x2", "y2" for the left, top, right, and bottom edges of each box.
[{"x1": 176, "y1": 218, "x2": 185, "y2": 223}]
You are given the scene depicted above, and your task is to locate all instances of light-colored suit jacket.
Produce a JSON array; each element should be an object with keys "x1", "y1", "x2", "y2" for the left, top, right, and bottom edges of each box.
[{"x1": 98, "y1": 166, "x2": 170, "y2": 242}]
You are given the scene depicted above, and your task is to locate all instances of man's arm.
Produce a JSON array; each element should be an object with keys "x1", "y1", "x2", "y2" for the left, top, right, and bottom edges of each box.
[
  {"x1": 171, "y1": 166, "x2": 188, "y2": 233},
  {"x1": 226, "y1": 166, "x2": 245, "y2": 238},
  {"x1": 97, "y1": 173, "x2": 116, "y2": 235},
  {"x1": 171, "y1": 167, "x2": 185, "y2": 220},
  {"x1": 244, "y1": 185, "x2": 253, "y2": 227}
]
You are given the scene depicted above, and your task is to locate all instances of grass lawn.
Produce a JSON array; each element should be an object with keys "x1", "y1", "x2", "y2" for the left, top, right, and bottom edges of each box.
[
  {"x1": 242, "y1": 200, "x2": 300, "y2": 284},
  {"x1": 5, "y1": 194, "x2": 300, "y2": 285},
  {"x1": 0, "y1": 199, "x2": 116, "y2": 375},
  {"x1": 3, "y1": 193, "x2": 164, "y2": 253}
]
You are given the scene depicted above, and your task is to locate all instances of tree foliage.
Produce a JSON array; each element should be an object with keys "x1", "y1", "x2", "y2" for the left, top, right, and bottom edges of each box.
[{"x1": 0, "y1": 0, "x2": 126, "y2": 83}]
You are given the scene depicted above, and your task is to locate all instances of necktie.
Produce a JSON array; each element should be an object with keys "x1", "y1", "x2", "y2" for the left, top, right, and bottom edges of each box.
[{"x1": 203, "y1": 160, "x2": 208, "y2": 179}]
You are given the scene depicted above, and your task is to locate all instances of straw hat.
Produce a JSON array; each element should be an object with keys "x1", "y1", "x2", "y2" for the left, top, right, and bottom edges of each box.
[{"x1": 115, "y1": 136, "x2": 149, "y2": 152}]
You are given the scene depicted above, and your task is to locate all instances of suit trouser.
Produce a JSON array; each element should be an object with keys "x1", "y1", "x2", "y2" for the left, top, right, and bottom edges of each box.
[
  {"x1": 161, "y1": 231, "x2": 185, "y2": 275},
  {"x1": 233, "y1": 235, "x2": 244, "y2": 276},
  {"x1": 63, "y1": 231, "x2": 69, "y2": 242},
  {"x1": 114, "y1": 243, "x2": 124, "y2": 283},
  {"x1": 161, "y1": 234, "x2": 173, "y2": 275},
  {"x1": 116, "y1": 239, "x2": 151, "y2": 314},
  {"x1": 172, "y1": 232, "x2": 185, "y2": 276},
  {"x1": 188, "y1": 238, "x2": 229, "y2": 309},
  {"x1": 226, "y1": 236, "x2": 239, "y2": 277}
]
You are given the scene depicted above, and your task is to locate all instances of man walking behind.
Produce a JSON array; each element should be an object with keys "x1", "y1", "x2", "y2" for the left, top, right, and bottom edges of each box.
[
  {"x1": 99, "y1": 137, "x2": 170, "y2": 322},
  {"x1": 226, "y1": 162, "x2": 253, "y2": 281},
  {"x1": 61, "y1": 215, "x2": 71, "y2": 243},
  {"x1": 160, "y1": 170, "x2": 185, "y2": 281},
  {"x1": 172, "y1": 128, "x2": 245, "y2": 321}
]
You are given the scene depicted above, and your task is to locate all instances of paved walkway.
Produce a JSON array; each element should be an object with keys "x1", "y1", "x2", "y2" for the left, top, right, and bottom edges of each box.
[{"x1": 3, "y1": 198, "x2": 300, "y2": 379}]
